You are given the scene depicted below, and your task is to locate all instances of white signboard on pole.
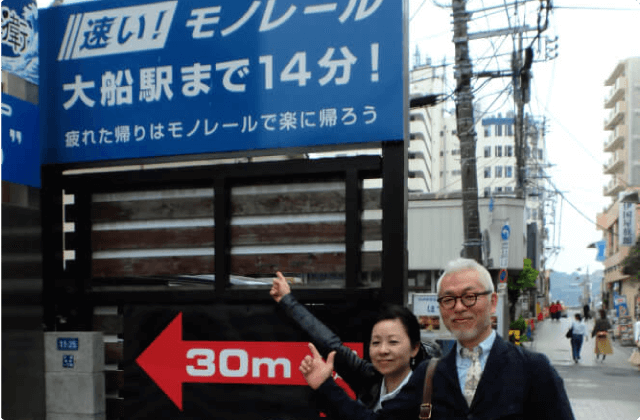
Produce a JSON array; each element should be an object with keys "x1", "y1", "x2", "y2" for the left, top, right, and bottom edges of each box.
[{"x1": 500, "y1": 223, "x2": 510, "y2": 268}]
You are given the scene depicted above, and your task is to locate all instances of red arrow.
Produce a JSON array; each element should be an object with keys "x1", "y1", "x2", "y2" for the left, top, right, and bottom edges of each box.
[{"x1": 136, "y1": 312, "x2": 362, "y2": 411}]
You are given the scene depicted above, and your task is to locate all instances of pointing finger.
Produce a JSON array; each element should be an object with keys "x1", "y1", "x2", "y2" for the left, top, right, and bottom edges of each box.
[{"x1": 308, "y1": 342, "x2": 321, "y2": 359}]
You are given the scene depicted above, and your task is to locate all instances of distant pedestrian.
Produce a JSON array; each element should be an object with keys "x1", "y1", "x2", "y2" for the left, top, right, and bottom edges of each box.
[
  {"x1": 632, "y1": 319, "x2": 640, "y2": 371},
  {"x1": 591, "y1": 309, "x2": 613, "y2": 362},
  {"x1": 550, "y1": 302, "x2": 559, "y2": 321},
  {"x1": 583, "y1": 304, "x2": 591, "y2": 321},
  {"x1": 569, "y1": 313, "x2": 587, "y2": 363}
]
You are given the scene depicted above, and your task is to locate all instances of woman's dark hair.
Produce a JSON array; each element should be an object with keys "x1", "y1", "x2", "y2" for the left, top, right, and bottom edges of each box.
[
  {"x1": 599, "y1": 309, "x2": 607, "y2": 319},
  {"x1": 372, "y1": 304, "x2": 421, "y2": 347},
  {"x1": 574, "y1": 313, "x2": 582, "y2": 321},
  {"x1": 369, "y1": 304, "x2": 433, "y2": 367}
]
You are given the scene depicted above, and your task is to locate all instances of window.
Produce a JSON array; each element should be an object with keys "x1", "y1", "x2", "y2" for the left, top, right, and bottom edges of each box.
[
  {"x1": 452, "y1": 169, "x2": 461, "y2": 176},
  {"x1": 506, "y1": 145, "x2": 513, "y2": 157},
  {"x1": 495, "y1": 166, "x2": 503, "y2": 178},
  {"x1": 538, "y1": 149, "x2": 544, "y2": 160},
  {"x1": 495, "y1": 124, "x2": 503, "y2": 136},
  {"x1": 484, "y1": 187, "x2": 491, "y2": 197},
  {"x1": 506, "y1": 124, "x2": 514, "y2": 136},
  {"x1": 505, "y1": 166, "x2": 513, "y2": 178},
  {"x1": 505, "y1": 186, "x2": 513, "y2": 192},
  {"x1": 484, "y1": 146, "x2": 491, "y2": 158},
  {"x1": 452, "y1": 149, "x2": 460, "y2": 155},
  {"x1": 484, "y1": 167, "x2": 491, "y2": 178},
  {"x1": 495, "y1": 146, "x2": 502, "y2": 157},
  {"x1": 484, "y1": 126, "x2": 491, "y2": 137},
  {"x1": 495, "y1": 187, "x2": 503, "y2": 193}
]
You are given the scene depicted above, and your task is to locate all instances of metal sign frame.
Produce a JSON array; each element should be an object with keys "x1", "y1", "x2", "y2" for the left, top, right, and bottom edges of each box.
[{"x1": 41, "y1": 147, "x2": 408, "y2": 331}]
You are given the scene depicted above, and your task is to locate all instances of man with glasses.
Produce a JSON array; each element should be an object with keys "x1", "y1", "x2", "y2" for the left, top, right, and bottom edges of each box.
[{"x1": 426, "y1": 258, "x2": 575, "y2": 419}]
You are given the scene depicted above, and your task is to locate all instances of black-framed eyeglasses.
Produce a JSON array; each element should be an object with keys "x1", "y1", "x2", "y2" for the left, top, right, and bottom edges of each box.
[{"x1": 437, "y1": 291, "x2": 493, "y2": 309}]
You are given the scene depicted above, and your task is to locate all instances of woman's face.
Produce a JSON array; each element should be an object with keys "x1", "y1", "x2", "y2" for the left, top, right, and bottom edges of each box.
[{"x1": 369, "y1": 318, "x2": 419, "y2": 380}]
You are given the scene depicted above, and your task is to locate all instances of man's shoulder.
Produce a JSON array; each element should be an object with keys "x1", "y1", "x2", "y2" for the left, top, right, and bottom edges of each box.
[{"x1": 493, "y1": 335, "x2": 552, "y2": 367}]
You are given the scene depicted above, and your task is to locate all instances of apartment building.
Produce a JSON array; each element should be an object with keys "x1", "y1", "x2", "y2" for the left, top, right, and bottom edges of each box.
[{"x1": 596, "y1": 57, "x2": 640, "y2": 319}]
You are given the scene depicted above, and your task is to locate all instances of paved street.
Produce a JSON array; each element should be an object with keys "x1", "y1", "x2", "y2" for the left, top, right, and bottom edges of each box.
[{"x1": 525, "y1": 312, "x2": 640, "y2": 420}]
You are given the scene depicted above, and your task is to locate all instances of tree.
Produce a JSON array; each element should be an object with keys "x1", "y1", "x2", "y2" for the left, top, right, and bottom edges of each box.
[
  {"x1": 507, "y1": 258, "x2": 538, "y2": 320},
  {"x1": 621, "y1": 240, "x2": 640, "y2": 278}
]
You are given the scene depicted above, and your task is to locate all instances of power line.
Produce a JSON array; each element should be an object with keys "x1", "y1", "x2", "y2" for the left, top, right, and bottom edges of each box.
[
  {"x1": 552, "y1": 6, "x2": 640, "y2": 11},
  {"x1": 410, "y1": 0, "x2": 429, "y2": 21}
]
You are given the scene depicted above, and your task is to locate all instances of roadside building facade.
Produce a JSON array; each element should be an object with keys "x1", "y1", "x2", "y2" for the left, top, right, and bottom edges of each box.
[{"x1": 596, "y1": 57, "x2": 640, "y2": 321}]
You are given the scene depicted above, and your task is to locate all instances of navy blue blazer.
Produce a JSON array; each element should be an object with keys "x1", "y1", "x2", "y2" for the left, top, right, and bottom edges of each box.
[
  {"x1": 429, "y1": 335, "x2": 575, "y2": 419},
  {"x1": 313, "y1": 334, "x2": 575, "y2": 420}
]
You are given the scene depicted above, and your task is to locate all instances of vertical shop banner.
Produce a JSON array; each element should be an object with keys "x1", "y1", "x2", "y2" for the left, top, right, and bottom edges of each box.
[
  {"x1": 39, "y1": 0, "x2": 405, "y2": 164},
  {"x1": 619, "y1": 202, "x2": 636, "y2": 246},
  {"x1": 1, "y1": 0, "x2": 39, "y2": 85},
  {"x1": 2, "y1": 94, "x2": 40, "y2": 187}
]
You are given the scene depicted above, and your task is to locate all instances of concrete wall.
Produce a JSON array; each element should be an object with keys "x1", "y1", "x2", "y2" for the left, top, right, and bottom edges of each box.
[
  {"x1": 44, "y1": 332, "x2": 105, "y2": 420},
  {"x1": 408, "y1": 195, "x2": 526, "y2": 271}
]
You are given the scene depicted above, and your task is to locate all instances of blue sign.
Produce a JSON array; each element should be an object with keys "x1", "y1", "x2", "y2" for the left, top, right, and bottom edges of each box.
[
  {"x1": 1, "y1": 0, "x2": 39, "y2": 85},
  {"x1": 62, "y1": 355, "x2": 75, "y2": 368},
  {"x1": 501, "y1": 224, "x2": 511, "y2": 241},
  {"x1": 1, "y1": 94, "x2": 40, "y2": 187},
  {"x1": 595, "y1": 240, "x2": 606, "y2": 262},
  {"x1": 57, "y1": 337, "x2": 79, "y2": 351},
  {"x1": 39, "y1": 0, "x2": 405, "y2": 164},
  {"x1": 613, "y1": 293, "x2": 629, "y2": 318}
]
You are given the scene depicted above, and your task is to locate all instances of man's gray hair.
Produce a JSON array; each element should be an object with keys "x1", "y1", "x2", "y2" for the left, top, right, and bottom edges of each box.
[{"x1": 436, "y1": 258, "x2": 494, "y2": 294}]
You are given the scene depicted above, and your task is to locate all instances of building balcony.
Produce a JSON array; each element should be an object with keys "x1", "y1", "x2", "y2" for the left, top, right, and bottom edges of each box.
[
  {"x1": 604, "y1": 125, "x2": 627, "y2": 152},
  {"x1": 604, "y1": 152, "x2": 624, "y2": 174},
  {"x1": 604, "y1": 101, "x2": 627, "y2": 131},
  {"x1": 604, "y1": 77, "x2": 627, "y2": 109},
  {"x1": 604, "y1": 178, "x2": 625, "y2": 196}
]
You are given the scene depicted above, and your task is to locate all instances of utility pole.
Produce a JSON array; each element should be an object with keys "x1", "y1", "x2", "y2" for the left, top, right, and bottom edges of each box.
[
  {"x1": 513, "y1": 36, "x2": 533, "y2": 194},
  {"x1": 452, "y1": 0, "x2": 482, "y2": 263}
]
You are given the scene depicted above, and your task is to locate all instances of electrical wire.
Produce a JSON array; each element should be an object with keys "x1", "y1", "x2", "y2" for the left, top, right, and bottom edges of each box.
[{"x1": 410, "y1": 0, "x2": 429, "y2": 21}]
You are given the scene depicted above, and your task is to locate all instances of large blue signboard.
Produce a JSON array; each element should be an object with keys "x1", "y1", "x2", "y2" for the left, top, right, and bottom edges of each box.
[
  {"x1": 2, "y1": 94, "x2": 41, "y2": 187},
  {"x1": 39, "y1": 0, "x2": 405, "y2": 164},
  {"x1": 1, "y1": 0, "x2": 39, "y2": 85}
]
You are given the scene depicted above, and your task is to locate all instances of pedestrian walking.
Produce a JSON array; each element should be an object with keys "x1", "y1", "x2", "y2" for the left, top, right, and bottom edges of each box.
[
  {"x1": 591, "y1": 309, "x2": 613, "y2": 362},
  {"x1": 550, "y1": 301, "x2": 559, "y2": 321},
  {"x1": 630, "y1": 318, "x2": 640, "y2": 371},
  {"x1": 569, "y1": 313, "x2": 587, "y2": 363},
  {"x1": 583, "y1": 304, "x2": 591, "y2": 321}
]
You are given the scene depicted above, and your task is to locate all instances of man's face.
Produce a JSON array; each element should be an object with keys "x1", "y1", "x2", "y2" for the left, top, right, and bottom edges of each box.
[{"x1": 439, "y1": 269, "x2": 497, "y2": 348}]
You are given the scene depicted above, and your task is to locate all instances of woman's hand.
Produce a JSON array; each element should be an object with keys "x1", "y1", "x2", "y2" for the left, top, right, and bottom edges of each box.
[
  {"x1": 270, "y1": 271, "x2": 291, "y2": 303},
  {"x1": 300, "y1": 343, "x2": 335, "y2": 390}
]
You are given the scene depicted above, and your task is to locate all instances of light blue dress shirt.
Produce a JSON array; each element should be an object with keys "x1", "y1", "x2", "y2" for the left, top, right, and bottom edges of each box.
[{"x1": 455, "y1": 329, "x2": 497, "y2": 394}]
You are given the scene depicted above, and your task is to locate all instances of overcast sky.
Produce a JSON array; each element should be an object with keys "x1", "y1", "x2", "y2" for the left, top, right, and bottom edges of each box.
[
  {"x1": 408, "y1": 0, "x2": 640, "y2": 274},
  {"x1": 34, "y1": 0, "x2": 640, "y2": 274}
]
